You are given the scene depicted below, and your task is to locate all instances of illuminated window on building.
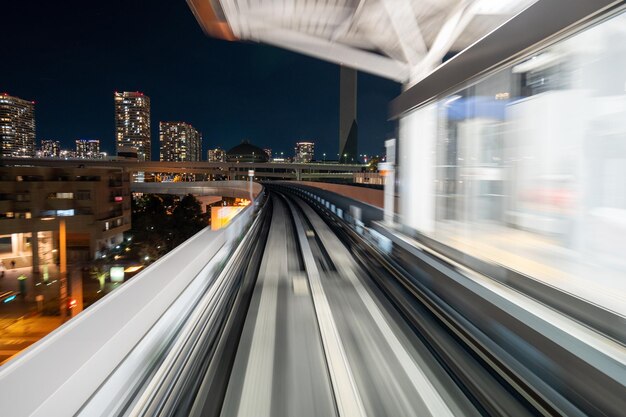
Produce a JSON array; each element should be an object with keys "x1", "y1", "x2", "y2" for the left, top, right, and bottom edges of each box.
[{"x1": 48, "y1": 192, "x2": 74, "y2": 199}]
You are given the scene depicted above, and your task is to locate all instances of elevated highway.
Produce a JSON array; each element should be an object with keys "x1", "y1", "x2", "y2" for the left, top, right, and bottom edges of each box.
[{"x1": 0, "y1": 157, "x2": 364, "y2": 181}]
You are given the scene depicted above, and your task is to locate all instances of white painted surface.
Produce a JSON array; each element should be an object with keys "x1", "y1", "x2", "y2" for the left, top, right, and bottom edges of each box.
[{"x1": 399, "y1": 103, "x2": 437, "y2": 234}]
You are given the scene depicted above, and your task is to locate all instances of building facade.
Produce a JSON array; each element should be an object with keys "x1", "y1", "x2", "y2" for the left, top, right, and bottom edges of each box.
[
  {"x1": 159, "y1": 122, "x2": 201, "y2": 162},
  {"x1": 114, "y1": 92, "x2": 151, "y2": 161},
  {"x1": 0, "y1": 93, "x2": 36, "y2": 158},
  {"x1": 294, "y1": 141, "x2": 315, "y2": 163},
  {"x1": 0, "y1": 166, "x2": 131, "y2": 270},
  {"x1": 40, "y1": 140, "x2": 60, "y2": 158},
  {"x1": 60, "y1": 149, "x2": 76, "y2": 159},
  {"x1": 75, "y1": 139, "x2": 101, "y2": 159},
  {"x1": 207, "y1": 148, "x2": 225, "y2": 162}
]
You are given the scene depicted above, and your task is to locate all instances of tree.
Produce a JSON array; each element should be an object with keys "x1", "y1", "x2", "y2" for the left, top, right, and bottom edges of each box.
[
  {"x1": 171, "y1": 194, "x2": 206, "y2": 247},
  {"x1": 90, "y1": 267, "x2": 108, "y2": 291},
  {"x1": 89, "y1": 258, "x2": 109, "y2": 291},
  {"x1": 130, "y1": 193, "x2": 207, "y2": 261}
]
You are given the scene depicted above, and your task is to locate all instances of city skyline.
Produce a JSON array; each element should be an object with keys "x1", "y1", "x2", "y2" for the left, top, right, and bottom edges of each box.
[
  {"x1": 2, "y1": 0, "x2": 399, "y2": 161},
  {"x1": 5, "y1": 89, "x2": 377, "y2": 162},
  {"x1": 4, "y1": 90, "x2": 381, "y2": 162}
]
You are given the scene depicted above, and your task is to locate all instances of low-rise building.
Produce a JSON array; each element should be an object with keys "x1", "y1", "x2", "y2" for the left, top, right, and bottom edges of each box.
[
  {"x1": 207, "y1": 148, "x2": 225, "y2": 162},
  {"x1": 60, "y1": 149, "x2": 76, "y2": 159},
  {"x1": 75, "y1": 139, "x2": 101, "y2": 159},
  {"x1": 0, "y1": 166, "x2": 131, "y2": 270},
  {"x1": 294, "y1": 141, "x2": 315, "y2": 163},
  {"x1": 353, "y1": 172, "x2": 384, "y2": 185},
  {"x1": 40, "y1": 140, "x2": 61, "y2": 158}
]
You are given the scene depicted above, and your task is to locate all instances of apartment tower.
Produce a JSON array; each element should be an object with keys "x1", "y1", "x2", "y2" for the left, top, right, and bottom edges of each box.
[
  {"x1": 0, "y1": 93, "x2": 36, "y2": 158},
  {"x1": 159, "y1": 121, "x2": 202, "y2": 162},
  {"x1": 114, "y1": 91, "x2": 151, "y2": 161}
]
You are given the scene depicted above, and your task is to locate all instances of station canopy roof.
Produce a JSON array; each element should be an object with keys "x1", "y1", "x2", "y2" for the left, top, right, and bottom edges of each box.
[{"x1": 188, "y1": 0, "x2": 537, "y2": 84}]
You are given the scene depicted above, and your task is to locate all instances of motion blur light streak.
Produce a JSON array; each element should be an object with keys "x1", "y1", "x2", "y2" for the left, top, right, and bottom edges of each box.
[
  {"x1": 399, "y1": 7, "x2": 626, "y2": 316},
  {"x1": 3, "y1": 295, "x2": 16, "y2": 303}
]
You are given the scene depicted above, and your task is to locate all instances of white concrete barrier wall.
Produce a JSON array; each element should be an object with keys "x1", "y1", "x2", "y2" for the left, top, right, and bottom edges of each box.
[
  {"x1": 0, "y1": 192, "x2": 262, "y2": 417},
  {"x1": 131, "y1": 180, "x2": 262, "y2": 199}
]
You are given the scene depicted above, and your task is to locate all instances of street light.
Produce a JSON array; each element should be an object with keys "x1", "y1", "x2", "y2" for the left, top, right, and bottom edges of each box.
[
  {"x1": 248, "y1": 169, "x2": 255, "y2": 204},
  {"x1": 380, "y1": 139, "x2": 396, "y2": 225}
]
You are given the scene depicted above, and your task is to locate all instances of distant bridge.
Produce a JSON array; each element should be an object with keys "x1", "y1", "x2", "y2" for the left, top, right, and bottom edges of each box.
[
  {"x1": 131, "y1": 180, "x2": 262, "y2": 199},
  {"x1": 1, "y1": 158, "x2": 364, "y2": 181}
]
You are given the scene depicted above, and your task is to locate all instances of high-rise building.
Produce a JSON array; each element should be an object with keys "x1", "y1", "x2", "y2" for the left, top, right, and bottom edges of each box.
[
  {"x1": 295, "y1": 141, "x2": 315, "y2": 163},
  {"x1": 114, "y1": 91, "x2": 151, "y2": 161},
  {"x1": 40, "y1": 140, "x2": 60, "y2": 158},
  {"x1": 263, "y1": 148, "x2": 272, "y2": 160},
  {"x1": 207, "y1": 148, "x2": 225, "y2": 162},
  {"x1": 75, "y1": 139, "x2": 101, "y2": 159},
  {"x1": 0, "y1": 93, "x2": 36, "y2": 158},
  {"x1": 159, "y1": 122, "x2": 202, "y2": 162},
  {"x1": 339, "y1": 67, "x2": 358, "y2": 163}
]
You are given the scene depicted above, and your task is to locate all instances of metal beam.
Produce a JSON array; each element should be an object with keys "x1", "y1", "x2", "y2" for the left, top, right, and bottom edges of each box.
[
  {"x1": 379, "y1": 0, "x2": 427, "y2": 66},
  {"x1": 390, "y1": 0, "x2": 622, "y2": 118},
  {"x1": 248, "y1": 23, "x2": 409, "y2": 82},
  {"x1": 409, "y1": 0, "x2": 478, "y2": 83}
]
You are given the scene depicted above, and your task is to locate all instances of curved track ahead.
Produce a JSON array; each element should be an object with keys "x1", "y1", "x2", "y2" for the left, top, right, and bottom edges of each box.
[
  {"x1": 112, "y1": 187, "x2": 624, "y2": 417},
  {"x1": 214, "y1": 190, "x2": 535, "y2": 417}
]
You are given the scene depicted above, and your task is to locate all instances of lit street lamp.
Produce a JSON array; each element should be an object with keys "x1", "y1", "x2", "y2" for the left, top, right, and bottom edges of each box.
[
  {"x1": 248, "y1": 169, "x2": 255, "y2": 204},
  {"x1": 380, "y1": 139, "x2": 396, "y2": 225}
]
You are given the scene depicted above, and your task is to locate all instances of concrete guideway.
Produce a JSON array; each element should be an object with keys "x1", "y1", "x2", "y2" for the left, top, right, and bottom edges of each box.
[
  {"x1": 283, "y1": 183, "x2": 626, "y2": 416},
  {"x1": 222, "y1": 190, "x2": 465, "y2": 417},
  {"x1": 222, "y1": 197, "x2": 336, "y2": 417},
  {"x1": 291, "y1": 195, "x2": 457, "y2": 417}
]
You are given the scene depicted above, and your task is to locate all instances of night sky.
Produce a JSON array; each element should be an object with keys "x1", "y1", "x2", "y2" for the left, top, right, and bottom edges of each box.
[{"x1": 3, "y1": 0, "x2": 400, "y2": 160}]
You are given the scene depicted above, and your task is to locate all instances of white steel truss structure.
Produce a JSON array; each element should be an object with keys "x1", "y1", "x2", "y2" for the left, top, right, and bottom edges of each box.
[{"x1": 188, "y1": 0, "x2": 537, "y2": 84}]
